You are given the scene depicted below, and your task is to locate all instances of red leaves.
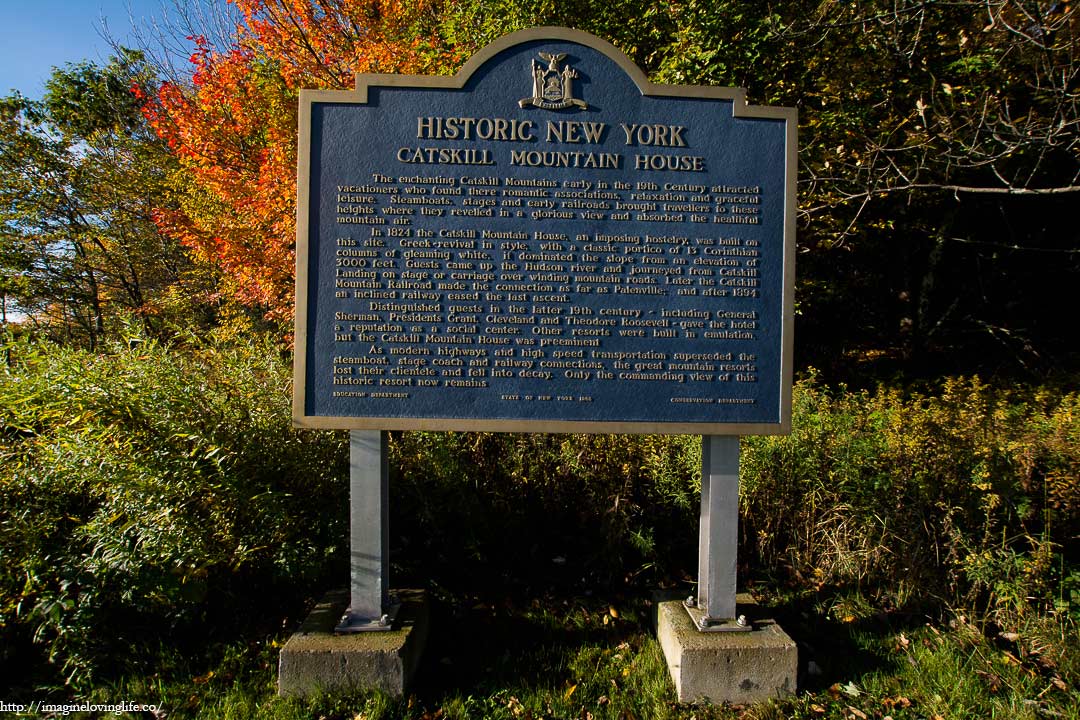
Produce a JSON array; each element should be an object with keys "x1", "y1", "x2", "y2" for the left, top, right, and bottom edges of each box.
[{"x1": 143, "y1": 0, "x2": 457, "y2": 319}]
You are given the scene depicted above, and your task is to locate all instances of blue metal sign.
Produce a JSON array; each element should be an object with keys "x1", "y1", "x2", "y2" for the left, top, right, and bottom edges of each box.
[{"x1": 294, "y1": 28, "x2": 796, "y2": 434}]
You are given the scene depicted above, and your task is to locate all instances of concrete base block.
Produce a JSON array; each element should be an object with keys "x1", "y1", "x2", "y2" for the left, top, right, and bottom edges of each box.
[
  {"x1": 657, "y1": 595, "x2": 797, "y2": 705},
  {"x1": 278, "y1": 589, "x2": 428, "y2": 698}
]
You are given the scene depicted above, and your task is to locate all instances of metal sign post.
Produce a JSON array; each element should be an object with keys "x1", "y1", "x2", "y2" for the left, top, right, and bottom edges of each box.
[
  {"x1": 684, "y1": 435, "x2": 749, "y2": 631},
  {"x1": 336, "y1": 430, "x2": 399, "y2": 632}
]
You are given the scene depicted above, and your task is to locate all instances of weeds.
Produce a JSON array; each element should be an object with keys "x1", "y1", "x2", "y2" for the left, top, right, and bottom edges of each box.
[
  {"x1": 1, "y1": 332, "x2": 1077, "y2": 715},
  {"x1": 742, "y1": 375, "x2": 1079, "y2": 630},
  {"x1": 0, "y1": 329, "x2": 347, "y2": 689}
]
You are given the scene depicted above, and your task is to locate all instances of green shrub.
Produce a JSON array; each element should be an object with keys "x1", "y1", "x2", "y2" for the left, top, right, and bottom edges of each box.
[
  {"x1": 0, "y1": 328, "x2": 347, "y2": 686},
  {"x1": 0, "y1": 329, "x2": 705, "y2": 689},
  {"x1": 741, "y1": 375, "x2": 1080, "y2": 625},
  {"x1": 390, "y1": 431, "x2": 701, "y2": 591},
  {"x1": 2, "y1": 326, "x2": 1076, "y2": 691}
]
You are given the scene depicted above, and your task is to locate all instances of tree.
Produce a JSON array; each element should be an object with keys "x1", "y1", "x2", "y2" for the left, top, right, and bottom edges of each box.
[
  {"x1": 143, "y1": 0, "x2": 461, "y2": 323},
  {"x1": 655, "y1": 0, "x2": 1080, "y2": 376},
  {"x1": 0, "y1": 50, "x2": 188, "y2": 347}
]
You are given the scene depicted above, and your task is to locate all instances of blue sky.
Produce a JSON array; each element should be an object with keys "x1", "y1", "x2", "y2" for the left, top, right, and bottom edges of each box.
[{"x1": 0, "y1": 0, "x2": 181, "y2": 98}]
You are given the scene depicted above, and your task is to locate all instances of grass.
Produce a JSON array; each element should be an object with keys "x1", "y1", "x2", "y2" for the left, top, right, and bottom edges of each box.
[{"x1": 65, "y1": 587, "x2": 1078, "y2": 720}]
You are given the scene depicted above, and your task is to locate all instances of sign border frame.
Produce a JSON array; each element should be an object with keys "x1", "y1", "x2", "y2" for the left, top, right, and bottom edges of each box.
[{"x1": 293, "y1": 26, "x2": 796, "y2": 435}]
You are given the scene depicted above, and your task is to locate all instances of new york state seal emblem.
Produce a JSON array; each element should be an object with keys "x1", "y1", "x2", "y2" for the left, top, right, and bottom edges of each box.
[{"x1": 519, "y1": 52, "x2": 588, "y2": 110}]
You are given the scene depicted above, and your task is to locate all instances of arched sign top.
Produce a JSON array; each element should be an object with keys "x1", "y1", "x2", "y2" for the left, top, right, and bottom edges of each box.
[
  {"x1": 294, "y1": 27, "x2": 796, "y2": 435},
  {"x1": 350, "y1": 27, "x2": 783, "y2": 117}
]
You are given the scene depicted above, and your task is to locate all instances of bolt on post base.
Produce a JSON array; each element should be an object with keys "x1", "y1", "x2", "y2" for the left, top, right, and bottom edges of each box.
[
  {"x1": 335, "y1": 597, "x2": 402, "y2": 633},
  {"x1": 683, "y1": 596, "x2": 752, "y2": 633}
]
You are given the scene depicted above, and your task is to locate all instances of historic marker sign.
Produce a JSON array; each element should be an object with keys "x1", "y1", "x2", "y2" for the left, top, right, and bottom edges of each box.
[{"x1": 294, "y1": 28, "x2": 796, "y2": 434}]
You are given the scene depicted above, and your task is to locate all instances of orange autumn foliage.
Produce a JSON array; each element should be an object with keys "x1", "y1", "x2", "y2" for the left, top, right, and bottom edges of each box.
[{"x1": 144, "y1": 0, "x2": 463, "y2": 320}]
